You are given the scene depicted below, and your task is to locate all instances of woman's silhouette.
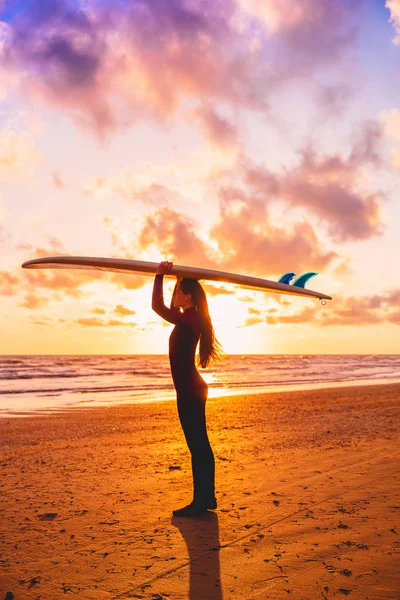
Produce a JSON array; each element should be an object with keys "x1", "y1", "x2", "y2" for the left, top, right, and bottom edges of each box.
[{"x1": 152, "y1": 261, "x2": 222, "y2": 517}]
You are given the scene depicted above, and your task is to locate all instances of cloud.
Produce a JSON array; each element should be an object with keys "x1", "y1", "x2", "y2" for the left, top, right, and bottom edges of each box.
[
  {"x1": 86, "y1": 173, "x2": 181, "y2": 207},
  {"x1": 92, "y1": 119, "x2": 385, "y2": 286},
  {"x1": 31, "y1": 316, "x2": 54, "y2": 326},
  {"x1": 102, "y1": 198, "x2": 336, "y2": 293},
  {"x1": 381, "y1": 108, "x2": 400, "y2": 169},
  {"x1": 0, "y1": 0, "x2": 359, "y2": 138},
  {"x1": 320, "y1": 291, "x2": 400, "y2": 326},
  {"x1": 210, "y1": 185, "x2": 336, "y2": 274},
  {"x1": 52, "y1": 170, "x2": 65, "y2": 188},
  {"x1": 0, "y1": 0, "x2": 110, "y2": 132},
  {"x1": 191, "y1": 105, "x2": 239, "y2": 148},
  {"x1": 19, "y1": 292, "x2": 49, "y2": 309},
  {"x1": 388, "y1": 311, "x2": 400, "y2": 324},
  {"x1": 281, "y1": 169, "x2": 383, "y2": 243},
  {"x1": 316, "y1": 84, "x2": 354, "y2": 118},
  {"x1": 0, "y1": 195, "x2": 10, "y2": 245},
  {"x1": 0, "y1": 0, "x2": 263, "y2": 135},
  {"x1": 138, "y1": 206, "x2": 215, "y2": 265},
  {"x1": 23, "y1": 269, "x2": 86, "y2": 299},
  {"x1": 20, "y1": 240, "x2": 137, "y2": 305},
  {"x1": 112, "y1": 182, "x2": 184, "y2": 215},
  {"x1": 387, "y1": 0, "x2": 400, "y2": 45},
  {"x1": 24, "y1": 261, "x2": 148, "y2": 296},
  {"x1": 0, "y1": 269, "x2": 19, "y2": 295},
  {"x1": 22, "y1": 238, "x2": 149, "y2": 297},
  {"x1": 76, "y1": 317, "x2": 137, "y2": 328},
  {"x1": 128, "y1": 171, "x2": 337, "y2": 277},
  {"x1": 235, "y1": 0, "x2": 358, "y2": 75},
  {"x1": 201, "y1": 283, "x2": 236, "y2": 296},
  {"x1": 22, "y1": 240, "x2": 96, "y2": 296},
  {"x1": 114, "y1": 304, "x2": 136, "y2": 317},
  {"x1": 238, "y1": 316, "x2": 263, "y2": 327},
  {"x1": 101, "y1": 216, "x2": 132, "y2": 255},
  {"x1": 236, "y1": 0, "x2": 310, "y2": 34},
  {"x1": 241, "y1": 123, "x2": 385, "y2": 243},
  {"x1": 0, "y1": 131, "x2": 42, "y2": 181},
  {"x1": 264, "y1": 305, "x2": 319, "y2": 325},
  {"x1": 76, "y1": 317, "x2": 104, "y2": 327},
  {"x1": 349, "y1": 120, "x2": 384, "y2": 167},
  {"x1": 244, "y1": 289, "x2": 400, "y2": 327},
  {"x1": 108, "y1": 272, "x2": 150, "y2": 291},
  {"x1": 0, "y1": 225, "x2": 9, "y2": 245}
]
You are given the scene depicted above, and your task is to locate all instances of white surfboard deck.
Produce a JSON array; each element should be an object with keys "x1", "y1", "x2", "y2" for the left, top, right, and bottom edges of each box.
[{"x1": 21, "y1": 256, "x2": 332, "y2": 300}]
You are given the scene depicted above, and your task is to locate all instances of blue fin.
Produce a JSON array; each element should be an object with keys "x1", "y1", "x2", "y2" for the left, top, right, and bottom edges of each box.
[
  {"x1": 278, "y1": 272, "x2": 296, "y2": 284},
  {"x1": 292, "y1": 272, "x2": 318, "y2": 288}
]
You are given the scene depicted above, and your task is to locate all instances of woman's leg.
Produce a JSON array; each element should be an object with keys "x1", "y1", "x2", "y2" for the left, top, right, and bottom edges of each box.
[{"x1": 177, "y1": 394, "x2": 216, "y2": 508}]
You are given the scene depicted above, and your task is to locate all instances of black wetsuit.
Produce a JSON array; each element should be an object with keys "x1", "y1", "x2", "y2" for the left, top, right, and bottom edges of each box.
[{"x1": 152, "y1": 274, "x2": 215, "y2": 504}]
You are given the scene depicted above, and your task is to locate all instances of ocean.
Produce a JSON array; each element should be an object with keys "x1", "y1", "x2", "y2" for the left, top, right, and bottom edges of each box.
[{"x1": 0, "y1": 355, "x2": 399, "y2": 417}]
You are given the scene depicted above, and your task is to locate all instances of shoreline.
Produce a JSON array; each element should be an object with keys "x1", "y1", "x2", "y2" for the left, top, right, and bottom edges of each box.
[
  {"x1": 1, "y1": 383, "x2": 399, "y2": 598},
  {"x1": 2, "y1": 376, "x2": 400, "y2": 419}
]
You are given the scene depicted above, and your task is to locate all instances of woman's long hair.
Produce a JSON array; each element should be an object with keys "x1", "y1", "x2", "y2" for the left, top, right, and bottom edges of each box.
[{"x1": 178, "y1": 279, "x2": 223, "y2": 368}]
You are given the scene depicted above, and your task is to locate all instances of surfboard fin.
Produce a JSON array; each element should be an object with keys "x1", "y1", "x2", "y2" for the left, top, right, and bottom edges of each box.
[
  {"x1": 278, "y1": 272, "x2": 296, "y2": 284},
  {"x1": 292, "y1": 272, "x2": 318, "y2": 288}
]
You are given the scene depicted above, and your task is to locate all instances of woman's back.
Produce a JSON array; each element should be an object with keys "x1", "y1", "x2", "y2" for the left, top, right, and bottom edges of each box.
[{"x1": 168, "y1": 308, "x2": 202, "y2": 393}]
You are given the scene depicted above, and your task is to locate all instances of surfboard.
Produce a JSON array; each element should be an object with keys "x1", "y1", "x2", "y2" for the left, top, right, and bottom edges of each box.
[{"x1": 21, "y1": 256, "x2": 332, "y2": 300}]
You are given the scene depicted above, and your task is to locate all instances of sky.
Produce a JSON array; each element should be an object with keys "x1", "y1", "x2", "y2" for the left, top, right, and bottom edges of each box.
[{"x1": 0, "y1": 0, "x2": 399, "y2": 355}]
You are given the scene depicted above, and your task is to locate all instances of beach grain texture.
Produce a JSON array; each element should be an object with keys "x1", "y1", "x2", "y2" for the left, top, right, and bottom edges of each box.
[{"x1": 1, "y1": 383, "x2": 399, "y2": 600}]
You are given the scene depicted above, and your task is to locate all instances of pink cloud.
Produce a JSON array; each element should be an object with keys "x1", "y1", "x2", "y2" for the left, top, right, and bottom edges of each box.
[
  {"x1": 52, "y1": 170, "x2": 65, "y2": 188},
  {"x1": 245, "y1": 289, "x2": 400, "y2": 327},
  {"x1": 268, "y1": 0, "x2": 359, "y2": 69},
  {"x1": 242, "y1": 123, "x2": 385, "y2": 243},
  {"x1": 388, "y1": 311, "x2": 400, "y2": 324},
  {"x1": 95, "y1": 122, "x2": 386, "y2": 282},
  {"x1": 138, "y1": 206, "x2": 215, "y2": 265},
  {"x1": 132, "y1": 191, "x2": 336, "y2": 278},
  {"x1": 0, "y1": 0, "x2": 359, "y2": 137},
  {"x1": 316, "y1": 84, "x2": 354, "y2": 117},
  {"x1": 349, "y1": 120, "x2": 384, "y2": 167},
  {"x1": 129, "y1": 184, "x2": 180, "y2": 207},
  {"x1": 192, "y1": 105, "x2": 238, "y2": 148},
  {"x1": 321, "y1": 296, "x2": 387, "y2": 326},
  {"x1": 210, "y1": 186, "x2": 336, "y2": 275}
]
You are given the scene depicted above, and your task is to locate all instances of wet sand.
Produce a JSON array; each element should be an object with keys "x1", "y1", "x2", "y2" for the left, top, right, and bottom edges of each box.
[{"x1": 1, "y1": 383, "x2": 399, "y2": 599}]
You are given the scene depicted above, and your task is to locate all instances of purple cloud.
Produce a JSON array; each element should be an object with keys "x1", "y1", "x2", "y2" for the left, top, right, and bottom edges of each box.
[{"x1": 0, "y1": 0, "x2": 360, "y2": 136}]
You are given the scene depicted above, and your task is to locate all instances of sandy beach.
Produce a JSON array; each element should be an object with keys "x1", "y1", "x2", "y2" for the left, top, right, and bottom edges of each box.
[{"x1": 1, "y1": 383, "x2": 399, "y2": 600}]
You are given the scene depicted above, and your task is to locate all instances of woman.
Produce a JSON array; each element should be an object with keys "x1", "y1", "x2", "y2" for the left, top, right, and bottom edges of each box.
[{"x1": 152, "y1": 261, "x2": 222, "y2": 517}]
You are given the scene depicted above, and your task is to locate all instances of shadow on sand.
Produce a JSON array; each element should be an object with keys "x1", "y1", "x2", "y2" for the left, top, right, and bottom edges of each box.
[{"x1": 171, "y1": 511, "x2": 223, "y2": 600}]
